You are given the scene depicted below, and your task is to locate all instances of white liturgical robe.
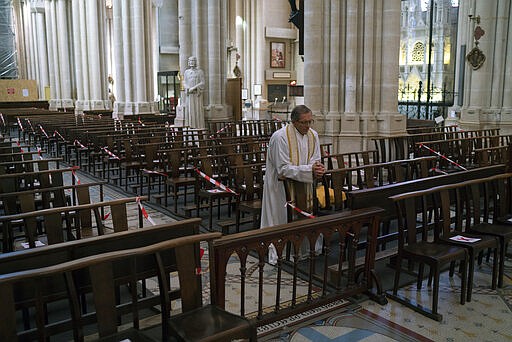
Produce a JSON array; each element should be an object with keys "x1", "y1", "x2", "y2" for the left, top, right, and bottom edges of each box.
[
  {"x1": 260, "y1": 124, "x2": 321, "y2": 229},
  {"x1": 260, "y1": 124, "x2": 322, "y2": 263}
]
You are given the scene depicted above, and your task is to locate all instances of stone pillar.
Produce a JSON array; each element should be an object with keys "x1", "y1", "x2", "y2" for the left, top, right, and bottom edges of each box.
[
  {"x1": 459, "y1": 0, "x2": 510, "y2": 128},
  {"x1": 376, "y1": 0, "x2": 404, "y2": 135},
  {"x1": 34, "y1": 7, "x2": 49, "y2": 99},
  {"x1": 176, "y1": 0, "x2": 192, "y2": 126},
  {"x1": 305, "y1": 0, "x2": 403, "y2": 153},
  {"x1": 112, "y1": 0, "x2": 157, "y2": 118},
  {"x1": 45, "y1": 0, "x2": 59, "y2": 109},
  {"x1": 177, "y1": 0, "x2": 229, "y2": 125},
  {"x1": 71, "y1": 0, "x2": 85, "y2": 111},
  {"x1": 56, "y1": 0, "x2": 73, "y2": 108},
  {"x1": 85, "y1": 0, "x2": 108, "y2": 110},
  {"x1": 44, "y1": 0, "x2": 73, "y2": 110},
  {"x1": 502, "y1": 2, "x2": 512, "y2": 126},
  {"x1": 206, "y1": 0, "x2": 228, "y2": 122},
  {"x1": 113, "y1": 0, "x2": 125, "y2": 117}
]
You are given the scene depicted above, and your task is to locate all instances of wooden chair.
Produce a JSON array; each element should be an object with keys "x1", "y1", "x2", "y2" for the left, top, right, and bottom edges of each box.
[
  {"x1": 389, "y1": 190, "x2": 468, "y2": 321},
  {"x1": 194, "y1": 155, "x2": 237, "y2": 231},
  {"x1": 232, "y1": 163, "x2": 264, "y2": 233},
  {"x1": 164, "y1": 148, "x2": 196, "y2": 213},
  {"x1": 465, "y1": 174, "x2": 512, "y2": 288},
  {"x1": 430, "y1": 186, "x2": 500, "y2": 301}
]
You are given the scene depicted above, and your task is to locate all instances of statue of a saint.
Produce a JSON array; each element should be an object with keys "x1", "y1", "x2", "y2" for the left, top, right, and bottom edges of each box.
[{"x1": 183, "y1": 56, "x2": 206, "y2": 128}]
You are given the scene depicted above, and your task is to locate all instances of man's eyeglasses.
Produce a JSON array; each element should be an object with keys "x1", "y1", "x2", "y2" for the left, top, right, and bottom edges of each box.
[{"x1": 296, "y1": 120, "x2": 314, "y2": 126}]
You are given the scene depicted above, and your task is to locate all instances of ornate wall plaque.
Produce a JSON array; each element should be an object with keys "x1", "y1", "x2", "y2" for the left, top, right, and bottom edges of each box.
[{"x1": 467, "y1": 46, "x2": 486, "y2": 70}]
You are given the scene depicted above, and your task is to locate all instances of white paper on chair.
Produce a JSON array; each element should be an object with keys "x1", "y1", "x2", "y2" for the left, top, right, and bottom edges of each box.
[
  {"x1": 449, "y1": 235, "x2": 481, "y2": 243},
  {"x1": 21, "y1": 240, "x2": 46, "y2": 248},
  {"x1": 207, "y1": 189, "x2": 224, "y2": 193}
]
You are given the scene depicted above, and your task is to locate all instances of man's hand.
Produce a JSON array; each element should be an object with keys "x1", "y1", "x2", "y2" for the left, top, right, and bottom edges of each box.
[{"x1": 312, "y1": 161, "x2": 325, "y2": 179}]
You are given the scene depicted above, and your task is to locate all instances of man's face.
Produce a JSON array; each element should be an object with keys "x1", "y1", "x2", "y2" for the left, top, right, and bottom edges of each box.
[
  {"x1": 292, "y1": 112, "x2": 314, "y2": 135},
  {"x1": 188, "y1": 58, "x2": 197, "y2": 67}
]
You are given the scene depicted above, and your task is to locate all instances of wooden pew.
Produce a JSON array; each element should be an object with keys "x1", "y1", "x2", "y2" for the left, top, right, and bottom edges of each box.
[
  {"x1": 0, "y1": 196, "x2": 147, "y2": 252},
  {"x1": 0, "y1": 166, "x2": 78, "y2": 193},
  {"x1": 318, "y1": 156, "x2": 438, "y2": 211},
  {"x1": 211, "y1": 207, "x2": 386, "y2": 330},
  {"x1": 346, "y1": 164, "x2": 506, "y2": 252},
  {"x1": 0, "y1": 219, "x2": 203, "y2": 341},
  {"x1": 0, "y1": 157, "x2": 62, "y2": 174}
]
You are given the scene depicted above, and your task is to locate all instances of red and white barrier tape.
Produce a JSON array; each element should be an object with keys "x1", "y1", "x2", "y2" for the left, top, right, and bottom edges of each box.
[
  {"x1": 194, "y1": 168, "x2": 238, "y2": 195},
  {"x1": 419, "y1": 143, "x2": 467, "y2": 171},
  {"x1": 285, "y1": 201, "x2": 316, "y2": 219},
  {"x1": 71, "y1": 167, "x2": 81, "y2": 185},
  {"x1": 142, "y1": 168, "x2": 168, "y2": 177},
  {"x1": 39, "y1": 125, "x2": 49, "y2": 139},
  {"x1": 196, "y1": 248, "x2": 205, "y2": 275},
  {"x1": 16, "y1": 140, "x2": 24, "y2": 153},
  {"x1": 209, "y1": 123, "x2": 232, "y2": 139},
  {"x1": 54, "y1": 130, "x2": 66, "y2": 141},
  {"x1": 136, "y1": 197, "x2": 156, "y2": 225},
  {"x1": 429, "y1": 167, "x2": 448, "y2": 175},
  {"x1": 273, "y1": 117, "x2": 282, "y2": 122},
  {"x1": 37, "y1": 147, "x2": 43, "y2": 160},
  {"x1": 74, "y1": 139, "x2": 86, "y2": 149},
  {"x1": 103, "y1": 211, "x2": 111, "y2": 220},
  {"x1": 102, "y1": 146, "x2": 121, "y2": 160},
  {"x1": 0, "y1": 113, "x2": 5, "y2": 125},
  {"x1": 17, "y1": 117, "x2": 24, "y2": 132},
  {"x1": 26, "y1": 119, "x2": 34, "y2": 132}
]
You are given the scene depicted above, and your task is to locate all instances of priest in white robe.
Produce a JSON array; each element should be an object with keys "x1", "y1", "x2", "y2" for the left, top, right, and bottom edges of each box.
[{"x1": 260, "y1": 105, "x2": 325, "y2": 264}]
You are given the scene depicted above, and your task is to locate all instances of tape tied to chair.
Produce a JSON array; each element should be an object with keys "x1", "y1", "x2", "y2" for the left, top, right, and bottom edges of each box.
[
  {"x1": 136, "y1": 196, "x2": 156, "y2": 225},
  {"x1": 194, "y1": 168, "x2": 239, "y2": 196},
  {"x1": 419, "y1": 143, "x2": 467, "y2": 171},
  {"x1": 285, "y1": 201, "x2": 316, "y2": 219}
]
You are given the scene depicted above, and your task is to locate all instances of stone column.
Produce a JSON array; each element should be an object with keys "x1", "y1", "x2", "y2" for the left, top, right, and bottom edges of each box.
[
  {"x1": 206, "y1": 0, "x2": 228, "y2": 122},
  {"x1": 112, "y1": 0, "x2": 125, "y2": 117},
  {"x1": 305, "y1": 0, "x2": 403, "y2": 153},
  {"x1": 112, "y1": 0, "x2": 156, "y2": 117},
  {"x1": 502, "y1": 2, "x2": 512, "y2": 125},
  {"x1": 459, "y1": 0, "x2": 509, "y2": 127},
  {"x1": 376, "y1": 0, "x2": 403, "y2": 135},
  {"x1": 71, "y1": 0, "x2": 84, "y2": 111},
  {"x1": 176, "y1": 0, "x2": 192, "y2": 126},
  {"x1": 45, "y1": 0, "x2": 60, "y2": 109},
  {"x1": 56, "y1": 0, "x2": 73, "y2": 108},
  {"x1": 85, "y1": 0, "x2": 108, "y2": 111}
]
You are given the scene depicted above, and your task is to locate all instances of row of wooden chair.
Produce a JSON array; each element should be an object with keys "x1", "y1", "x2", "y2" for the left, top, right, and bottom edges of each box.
[{"x1": 388, "y1": 173, "x2": 512, "y2": 321}]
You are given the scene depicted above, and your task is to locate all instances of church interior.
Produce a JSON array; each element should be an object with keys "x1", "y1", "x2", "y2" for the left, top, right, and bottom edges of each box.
[{"x1": 0, "y1": 0, "x2": 511, "y2": 341}]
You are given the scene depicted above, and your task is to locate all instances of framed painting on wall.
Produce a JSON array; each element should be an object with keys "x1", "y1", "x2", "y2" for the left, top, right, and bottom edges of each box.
[{"x1": 270, "y1": 42, "x2": 285, "y2": 68}]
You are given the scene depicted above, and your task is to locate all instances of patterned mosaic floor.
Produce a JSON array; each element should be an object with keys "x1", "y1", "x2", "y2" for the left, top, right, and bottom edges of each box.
[{"x1": 275, "y1": 258, "x2": 512, "y2": 342}]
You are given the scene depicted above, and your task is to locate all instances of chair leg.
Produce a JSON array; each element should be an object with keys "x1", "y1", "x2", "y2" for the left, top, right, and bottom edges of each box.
[
  {"x1": 393, "y1": 256, "x2": 402, "y2": 295},
  {"x1": 460, "y1": 254, "x2": 467, "y2": 305},
  {"x1": 432, "y1": 268, "x2": 440, "y2": 315},
  {"x1": 466, "y1": 252, "x2": 475, "y2": 302},
  {"x1": 498, "y1": 238, "x2": 505, "y2": 288},
  {"x1": 417, "y1": 263, "x2": 424, "y2": 290},
  {"x1": 491, "y1": 245, "x2": 499, "y2": 290}
]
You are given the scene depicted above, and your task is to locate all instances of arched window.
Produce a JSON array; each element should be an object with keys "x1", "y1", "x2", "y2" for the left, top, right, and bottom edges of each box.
[{"x1": 411, "y1": 42, "x2": 424, "y2": 63}]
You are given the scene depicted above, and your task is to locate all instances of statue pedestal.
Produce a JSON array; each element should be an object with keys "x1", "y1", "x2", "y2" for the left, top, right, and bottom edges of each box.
[{"x1": 175, "y1": 105, "x2": 185, "y2": 127}]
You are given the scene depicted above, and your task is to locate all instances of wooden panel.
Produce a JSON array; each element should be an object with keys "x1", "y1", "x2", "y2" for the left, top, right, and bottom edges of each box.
[
  {"x1": 226, "y1": 78, "x2": 242, "y2": 121},
  {"x1": 0, "y1": 80, "x2": 38, "y2": 102}
]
